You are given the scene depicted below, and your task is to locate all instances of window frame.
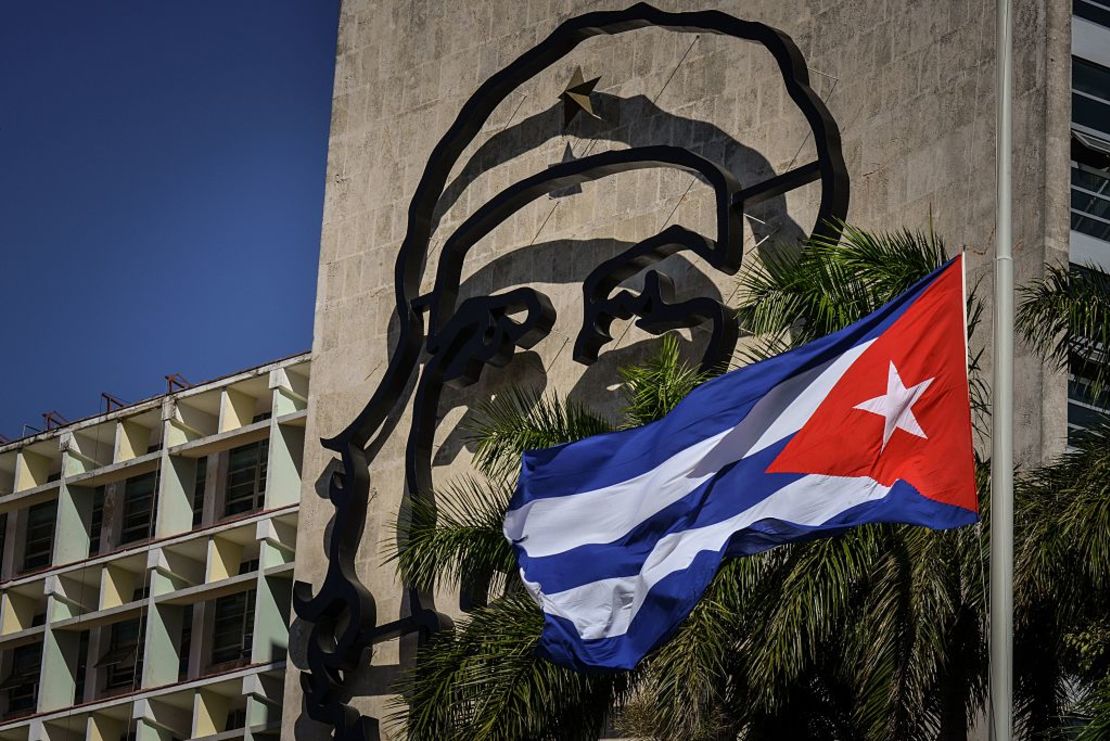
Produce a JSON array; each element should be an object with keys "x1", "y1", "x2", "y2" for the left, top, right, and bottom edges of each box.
[
  {"x1": 209, "y1": 590, "x2": 255, "y2": 669},
  {"x1": 20, "y1": 500, "x2": 56, "y2": 574},
  {"x1": 223, "y1": 441, "x2": 268, "y2": 519}
]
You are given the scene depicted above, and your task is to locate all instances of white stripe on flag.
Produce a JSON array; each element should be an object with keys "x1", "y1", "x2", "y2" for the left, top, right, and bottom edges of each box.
[
  {"x1": 505, "y1": 340, "x2": 874, "y2": 559},
  {"x1": 529, "y1": 473, "x2": 891, "y2": 641}
]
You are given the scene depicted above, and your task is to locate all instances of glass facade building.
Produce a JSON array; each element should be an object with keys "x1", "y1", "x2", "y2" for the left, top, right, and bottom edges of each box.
[{"x1": 1070, "y1": 1, "x2": 1110, "y2": 437}]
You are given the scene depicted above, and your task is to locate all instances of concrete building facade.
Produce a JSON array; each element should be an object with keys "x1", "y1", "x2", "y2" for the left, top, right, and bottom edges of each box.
[
  {"x1": 286, "y1": 0, "x2": 1074, "y2": 738},
  {"x1": 0, "y1": 354, "x2": 310, "y2": 740}
]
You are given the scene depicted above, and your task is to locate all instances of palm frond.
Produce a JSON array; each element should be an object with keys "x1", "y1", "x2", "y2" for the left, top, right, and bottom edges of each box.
[
  {"x1": 465, "y1": 387, "x2": 613, "y2": 480},
  {"x1": 389, "y1": 475, "x2": 516, "y2": 595},
  {"x1": 1078, "y1": 676, "x2": 1110, "y2": 741},
  {"x1": 731, "y1": 330, "x2": 795, "y2": 368},
  {"x1": 1015, "y1": 422, "x2": 1110, "y2": 735},
  {"x1": 740, "y1": 530, "x2": 884, "y2": 713},
  {"x1": 1016, "y1": 422, "x2": 1110, "y2": 607},
  {"x1": 736, "y1": 223, "x2": 950, "y2": 345},
  {"x1": 1018, "y1": 262, "x2": 1110, "y2": 403},
  {"x1": 391, "y1": 593, "x2": 628, "y2": 740},
  {"x1": 622, "y1": 556, "x2": 774, "y2": 740},
  {"x1": 619, "y1": 333, "x2": 710, "y2": 427}
]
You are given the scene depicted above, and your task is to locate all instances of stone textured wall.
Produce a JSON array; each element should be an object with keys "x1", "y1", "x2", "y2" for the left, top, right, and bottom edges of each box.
[{"x1": 283, "y1": 1, "x2": 1069, "y2": 737}]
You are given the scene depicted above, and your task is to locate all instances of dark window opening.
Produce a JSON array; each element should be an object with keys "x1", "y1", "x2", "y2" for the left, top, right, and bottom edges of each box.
[
  {"x1": 226, "y1": 707, "x2": 247, "y2": 730},
  {"x1": 0, "y1": 642, "x2": 41, "y2": 719},
  {"x1": 1072, "y1": 161, "x2": 1110, "y2": 242},
  {"x1": 210, "y1": 590, "x2": 255, "y2": 669},
  {"x1": 192, "y1": 457, "x2": 207, "y2": 528},
  {"x1": 97, "y1": 617, "x2": 143, "y2": 695},
  {"x1": 74, "y1": 630, "x2": 90, "y2": 704},
  {"x1": 21, "y1": 500, "x2": 56, "y2": 573},
  {"x1": 238, "y1": 558, "x2": 259, "y2": 576},
  {"x1": 178, "y1": 605, "x2": 193, "y2": 681},
  {"x1": 251, "y1": 412, "x2": 272, "y2": 424},
  {"x1": 89, "y1": 486, "x2": 105, "y2": 556},
  {"x1": 224, "y1": 441, "x2": 267, "y2": 518},
  {"x1": 120, "y1": 472, "x2": 158, "y2": 546},
  {"x1": 0, "y1": 513, "x2": 7, "y2": 576},
  {"x1": 1074, "y1": 57, "x2": 1110, "y2": 139},
  {"x1": 1076, "y1": 0, "x2": 1110, "y2": 29}
]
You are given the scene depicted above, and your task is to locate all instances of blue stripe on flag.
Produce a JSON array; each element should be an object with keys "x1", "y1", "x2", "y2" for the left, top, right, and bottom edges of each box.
[
  {"x1": 514, "y1": 441, "x2": 800, "y2": 594},
  {"x1": 537, "y1": 483, "x2": 977, "y2": 671}
]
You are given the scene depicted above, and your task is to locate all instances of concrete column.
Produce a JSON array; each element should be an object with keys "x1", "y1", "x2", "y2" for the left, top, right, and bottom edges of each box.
[
  {"x1": 156, "y1": 455, "x2": 196, "y2": 540},
  {"x1": 39, "y1": 624, "x2": 79, "y2": 712},
  {"x1": 265, "y1": 423, "x2": 303, "y2": 509},
  {"x1": 53, "y1": 483, "x2": 94, "y2": 566},
  {"x1": 251, "y1": 574, "x2": 291, "y2": 664},
  {"x1": 142, "y1": 603, "x2": 185, "y2": 689}
]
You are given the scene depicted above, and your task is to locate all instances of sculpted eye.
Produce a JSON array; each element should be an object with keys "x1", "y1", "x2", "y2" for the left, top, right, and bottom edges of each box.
[{"x1": 427, "y1": 288, "x2": 556, "y2": 389}]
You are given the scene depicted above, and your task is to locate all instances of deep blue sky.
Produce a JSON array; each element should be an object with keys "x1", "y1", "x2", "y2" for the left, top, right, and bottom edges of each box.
[{"x1": 0, "y1": 1, "x2": 340, "y2": 440}]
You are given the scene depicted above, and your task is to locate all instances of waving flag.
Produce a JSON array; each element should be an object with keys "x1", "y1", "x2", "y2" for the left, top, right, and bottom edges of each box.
[{"x1": 504, "y1": 255, "x2": 977, "y2": 671}]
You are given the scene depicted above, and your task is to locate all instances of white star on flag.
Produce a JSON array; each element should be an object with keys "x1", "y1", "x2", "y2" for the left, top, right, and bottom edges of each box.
[{"x1": 853, "y1": 361, "x2": 934, "y2": 451}]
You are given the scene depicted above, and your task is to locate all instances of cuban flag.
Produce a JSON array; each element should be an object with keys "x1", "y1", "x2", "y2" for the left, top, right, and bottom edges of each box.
[{"x1": 503, "y1": 255, "x2": 977, "y2": 671}]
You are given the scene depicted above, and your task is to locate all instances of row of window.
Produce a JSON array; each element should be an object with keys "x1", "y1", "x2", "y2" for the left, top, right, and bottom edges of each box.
[
  {"x1": 0, "y1": 589, "x2": 258, "y2": 720},
  {"x1": 0, "y1": 439, "x2": 270, "y2": 580}
]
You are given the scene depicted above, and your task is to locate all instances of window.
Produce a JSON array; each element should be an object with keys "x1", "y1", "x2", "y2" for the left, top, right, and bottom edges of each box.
[
  {"x1": 1076, "y1": 1, "x2": 1110, "y2": 33},
  {"x1": 120, "y1": 471, "x2": 158, "y2": 545},
  {"x1": 73, "y1": 631, "x2": 89, "y2": 704},
  {"x1": 209, "y1": 590, "x2": 255, "y2": 668},
  {"x1": 89, "y1": 486, "x2": 105, "y2": 556},
  {"x1": 1064, "y1": 266, "x2": 1110, "y2": 442},
  {"x1": 226, "y1": 707, "x2": 247, "y2": 730},
  {"x1": 178, "y1": 604, "x2": 193, "y2": 680},
  {"x1": 0, "y1": 513, "x2": 7, "y2": 575},
  {"x1": 1072, "y1": 161, "x2": 1110, "y2": 244},
  {"x1": 0, "y1": 642, "x2": 41, "y2": 718},
  {"x1": 192, "y1": 457, "x2": 207, "y2": 528},
  {"x1": 21, "y1": 500, "x2": 56, "y2": 573},
  {"x1": 224, "y1": 441, "x2": 267, "y2": 518},
  {"x1": 1074, "y1": 57, "x2": 1110, "y2": 140},
  {"x1": 97, "y1": 617, "x2": 143, "y2": 694}
]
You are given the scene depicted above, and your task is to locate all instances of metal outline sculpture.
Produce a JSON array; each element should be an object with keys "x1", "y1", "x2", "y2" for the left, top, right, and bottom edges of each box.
[{"x1": 293, "y1": 4, "x2": 849, "y2": 738}]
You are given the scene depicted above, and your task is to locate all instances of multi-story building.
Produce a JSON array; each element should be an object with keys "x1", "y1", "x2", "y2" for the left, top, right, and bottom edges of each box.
[
  {"x1": 0, "y1": 353, "x2": 309, "y2": 740},
  {"x1": 1070, "y1": 0, "x2": 1110, "y2": 436}
]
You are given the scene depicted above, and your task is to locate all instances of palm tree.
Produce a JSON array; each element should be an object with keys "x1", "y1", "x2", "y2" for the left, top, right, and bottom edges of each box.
[
  {"x1": 388, "y1": 339, "x2": 701, "y2": 740},
  {"x1": 389, "y1": 227, "x2": 1110, "y2": 740},
  {"x1": 1013, "y1": 260, "x2": 1110, "y2": 738},
  {"x1": 1017, "y1": 263, "x2": 1110, "y2": 405}
]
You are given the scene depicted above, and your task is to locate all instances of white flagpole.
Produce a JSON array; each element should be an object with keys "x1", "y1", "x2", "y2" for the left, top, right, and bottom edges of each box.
[{"x1": 990, "y1": 0, "x2": 1014, "y2": 736}]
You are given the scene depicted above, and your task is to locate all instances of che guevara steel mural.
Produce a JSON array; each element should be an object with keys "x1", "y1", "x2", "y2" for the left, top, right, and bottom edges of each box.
[{"x1": 292, "y1": 4, "x2": 850, "y2": 738}]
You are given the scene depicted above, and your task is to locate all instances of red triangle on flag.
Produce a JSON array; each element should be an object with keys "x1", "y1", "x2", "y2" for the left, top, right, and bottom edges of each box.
[{"x1": 766, "y1": 257, "x2": 977, "y2": 513}]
